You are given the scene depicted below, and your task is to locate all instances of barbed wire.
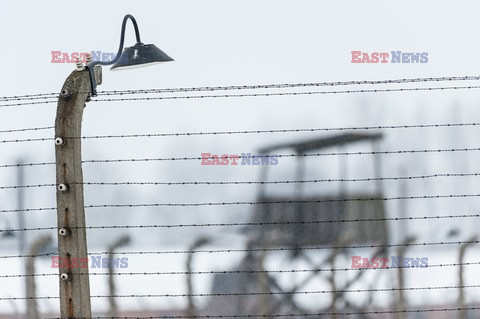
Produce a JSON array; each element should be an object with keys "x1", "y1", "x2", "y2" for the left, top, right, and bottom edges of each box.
[
  {"x1": 2, "y1": 261, "x2": 480, "y2": 279},
  {"x1": 93, "y1": 75, "x2": 480, "y2": 96},
  {"x1": 78, "y1": 147, "x2": 480, "y2": 162},
  {"x1": 0, "y1": 126, "x2": 53, "y2": 134},
  {"x1": 3, "y1": 78, "x2": 480, "y2": 314},
  {"x1": 0, "y1": 100, "x2": 56, "y2": 108},
  {"x1": 0, "y1": 137, "x2": 54, "y2": 144},
  {"x1": 90, "y1": 238, "x2": 480, "y2": 255},
  {"x1": 0, "y1": 183, "x2": 55, "y2": 190},
  {"x1": 0, "y1": 161, "x2": 55, "y2": 169},
  {"x1": 2, "y1": 194, "x2": 480, "y2": 213},
  {"x1": 1, "y1": 239, "x2": 478, "y2": 259},
  {"x1": 78, "y1": 147, "x2": 480, "y2": 163},
  {"x1": 1, "y1": 285, "x2": 479, "y2": 299},
  {"x1": 0, "y1": 146, "x2": 470, "y2": 169},
  {"x1": 2, "y1": 75, "x2": 480, "y2": 102},
  {"x1": 4, "y1": 122, "x2": 480, "y2": 144},
  {"x1": 90, "y1": 86, "x2": 480, "y2": 105},
  {"x1": 69, "y1": 122, "x2": 480, "y2": 140},
  {"x1": 4, "y1": 145, "x2": 480, "y2": 169},
  {"x1": 71, "y1": 172, "x2": 480, "y2": 184},
  {"x1": 0, "y1": 92, "x2": 57, "y2": 102},
  {"x1": 1, "y1": 172, "x2": 480, "y2": 190},
  {"x1": 0, "y1": 147, "x2": 480, "y2": 168},
  {"x1": 2, "y1": 214, "x2": 480, "y2": 233},
  {"x1": 0, "y1": 207, "x2": 55, "y2": 213},
  {"x1": 41, "y1": 307, "x2": 480, "y2": 319},
  {"x1": 3, "y1": 85, "x2": 480, "y2": 108},
  {"x1": 83, "y1": 194, "x2": 480, "y2": 208}
]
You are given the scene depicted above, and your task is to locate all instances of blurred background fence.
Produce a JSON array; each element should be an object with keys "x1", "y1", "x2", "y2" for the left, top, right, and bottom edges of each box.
[{"x1": 0, "y1": 78, "x2": 480, "y2": 318}]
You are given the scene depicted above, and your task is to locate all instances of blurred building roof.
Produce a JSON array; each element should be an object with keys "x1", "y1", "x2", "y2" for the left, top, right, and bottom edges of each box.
[{"x1": 258, "y1": 132, "x2": 383, "y2": 154}]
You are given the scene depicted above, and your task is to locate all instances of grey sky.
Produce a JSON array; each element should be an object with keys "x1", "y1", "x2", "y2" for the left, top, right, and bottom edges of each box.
[{"x1": 1, "y1": 0, "x2": 480, "y2": 314}]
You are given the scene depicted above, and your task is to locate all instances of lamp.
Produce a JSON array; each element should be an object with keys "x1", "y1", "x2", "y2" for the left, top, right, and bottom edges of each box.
[{"x1": 87, "y1": 14, "x2": 173, "y2": 96}]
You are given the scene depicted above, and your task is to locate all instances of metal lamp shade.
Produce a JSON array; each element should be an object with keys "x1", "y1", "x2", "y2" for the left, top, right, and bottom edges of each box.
[{"x1": 110, "y1": 42, "x2": 173, "y2": 71}]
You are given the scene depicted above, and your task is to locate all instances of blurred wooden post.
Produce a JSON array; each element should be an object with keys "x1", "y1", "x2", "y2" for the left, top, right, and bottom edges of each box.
[
  {"x1": 186, "y1": 237, "x2": 210, "y2": 317},
  {"x1": 55, "y1": 61, "x2": 101, "y2": 317},
  {"x1": 16, "y1": 161, "x2": 26, "y2": 254},
  {"x1": 257, "y1": 249, "x2": 271, "y2": 316},
  {"x1": 108, "y1": 235, "x2": 131, "y2": 318},
  {"x1": 25, "y1": 235, "x2": 52, "y2": 319},
  {"x1": 458, "y1": 235, "x2": 478, "y2": 319},
  {"x1": 328, "y1": 253, "x2": 338, "y2": 319},
  {"x1": 395, "y1": 236, "x2": 416, "y2": 319}
]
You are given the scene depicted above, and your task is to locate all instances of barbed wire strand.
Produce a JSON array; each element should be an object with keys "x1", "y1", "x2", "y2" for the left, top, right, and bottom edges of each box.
[
  {"x1": 3, "y1": 85, "x2": 480, "y2": 108},
  {"x1": 94, "y1": 75, "x2": 480, "y2": 96},
  {"x1": 90, "y1": 238, "x2": 480, "y2": 255},
  {"x1": 2, "y1": 215, "x2": 480, "y2": 233},
  {"x1": 41, "y1": 307, "x2": 480, "y2": 319},
  {"x1": 4, "y1": 146, "x2": 480, "y2": 169},
  {"x1": 4, "y1": 122, "x2": 480, "y2": 144},
  {"x1": 2, "y1": 75, "x2": 480, "y2": 102},
  {"x1": 0, "y1": 93, "x2": 58, "y2": 102},
  {"x1": 90, "y1": 86, "x2": 480, "y2": 105},
  {"x1": 71, "y1": 122, "x2": 480, "y2": 140},
  {"x1": 3, "y1": 147, "x2": 480, "y2": 169},
  {"x1": 2, "y1": 172, "x2": 480, "y2": 190},
  {"x1": 0, "y1": 126, "x2": 54, "y2": 134},
  {"x1": 71, "y1": 172, "x2": 480, "y2": 185},
  {"x1": 1, "y1": 285, "x2": 479, "y2": 299},
  {"x1": 0, "y1": 100, "x2": 57, "y2": 108},
  {"x1": 3, "y1": 194, "x2": 480, "y2": 213},
  {"x1": 2, "y1": 261, "x2": 480, "y2": 279},
  {"x1": 83, "y1": 194, "x2": 480, "y2": 208},
  {"x1": 0, "y1": 137, "x2": 54, "y2": 144},
  {"x1": 0, "y1": 161, "x2": 55, "y2": 169},
  {"x1": 1, "y1": 239, "x2": 478, "y2": 259},
  {"x1": 88, "y1": 147, "x2": 480, "y2": 163},
  {"x1": 0, "y1": 183, "x2": 56, "y2": 190}
]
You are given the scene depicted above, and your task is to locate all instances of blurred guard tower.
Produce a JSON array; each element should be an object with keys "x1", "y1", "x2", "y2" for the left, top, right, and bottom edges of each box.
[
  {"x1": 206, "y1": 132, "x2": 390, "y2": 316},
  {"x1": 252, "y1": 132, "x2": 388, "y2": 249}
]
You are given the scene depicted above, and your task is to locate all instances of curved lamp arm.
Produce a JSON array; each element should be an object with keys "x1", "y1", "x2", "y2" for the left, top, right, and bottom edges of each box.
[{"x1": 87, "y1": 14, "x2": 142, "y2": 95}]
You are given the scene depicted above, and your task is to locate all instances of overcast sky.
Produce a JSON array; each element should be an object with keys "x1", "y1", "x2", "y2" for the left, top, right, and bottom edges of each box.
[{"x1": 1, "y1": 0, "x2": 480, "y2": 314}]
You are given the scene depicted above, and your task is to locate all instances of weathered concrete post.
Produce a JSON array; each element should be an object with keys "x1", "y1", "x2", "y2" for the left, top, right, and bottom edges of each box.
[{"x1": 55, "y1": 61, "x2": 101, "y2": 318}]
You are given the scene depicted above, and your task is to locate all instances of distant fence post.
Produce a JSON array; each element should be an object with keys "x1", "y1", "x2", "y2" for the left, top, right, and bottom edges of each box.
[
  {"x1": 54, "y1": 60, "x2": 102, "y2": 317},
  {"x1": 394, "y1": 235, "x2": 416, "y2": 319},
  {"x1": 25, "y1": 234, "x2": 52, "y2": 319},
  {"x1": 458, "y1": 235, "x2": 478, "y2": 319},
  {"x1": 186, "y1": 237, "x2": 210, "y2": 318},
  {"x1": 108, "y1": 235, "x2": 131, "y2": 318}
]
